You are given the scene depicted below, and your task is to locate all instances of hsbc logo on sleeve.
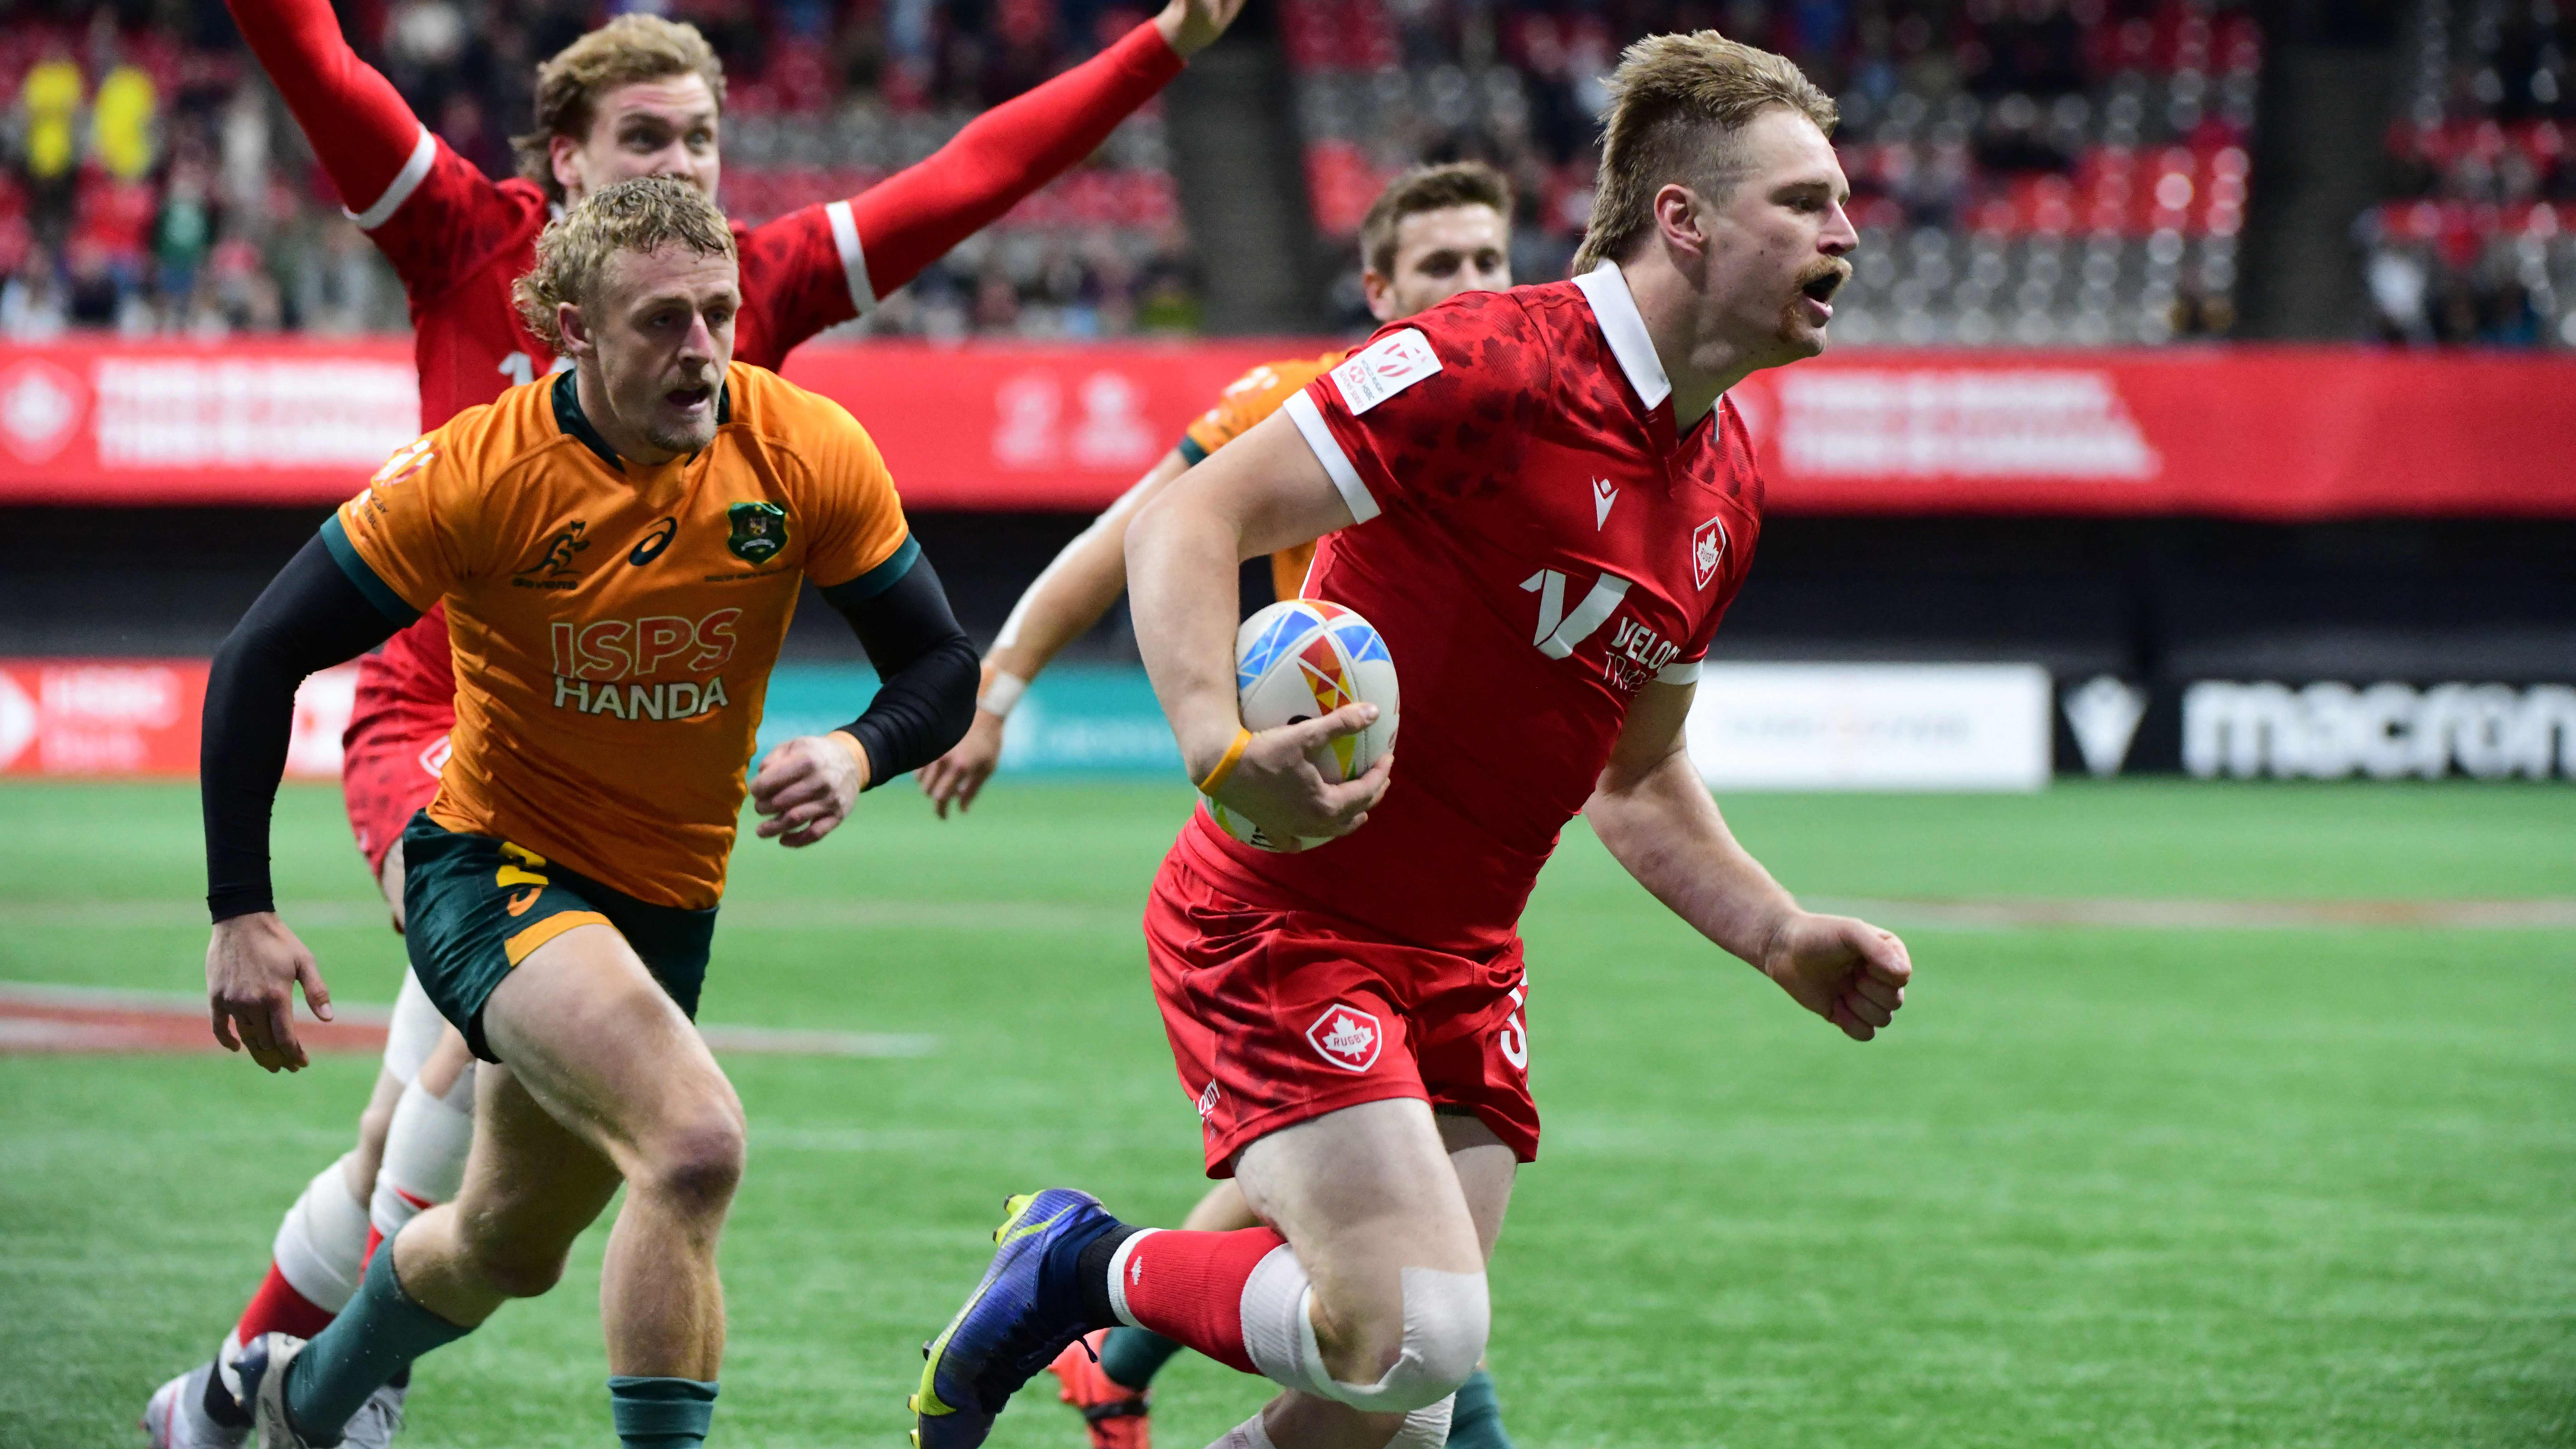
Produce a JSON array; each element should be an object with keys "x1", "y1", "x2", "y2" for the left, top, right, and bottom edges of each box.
[
  {"x1": 1305, "y1": 1002, "x2": 1385, "y2": 1073},
  {"x1": 1330, "y1": 330, "x2": 1441, "y2": 415}
]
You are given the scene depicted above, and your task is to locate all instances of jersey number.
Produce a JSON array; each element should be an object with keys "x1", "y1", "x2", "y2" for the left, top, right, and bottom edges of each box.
[
  {"x1": 498, "y1": 352, "x2": 569, "y2": 387},
  {"x1": 1521, "y1": 569, "x2": 1632, "y2": 658}
]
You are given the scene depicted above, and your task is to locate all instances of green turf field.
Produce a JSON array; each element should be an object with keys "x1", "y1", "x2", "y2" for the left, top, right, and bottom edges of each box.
[{"x1": 2, "y1": 779, "x2": 2571, "y2": 1448}]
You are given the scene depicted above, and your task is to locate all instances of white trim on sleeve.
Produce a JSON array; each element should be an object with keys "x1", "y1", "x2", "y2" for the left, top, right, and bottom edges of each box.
[
  {"x1": 345, "y1": 128, "x2": 438, "y2": 231},
  {"x1": 1282, "y1": 391, "x2": 1379, "y2": 524},
  {"x1": 824, "y1": 200, "x2": 878, "y2": 316},
  {"x1": 1655, "y1": 658, "x2": 1704, "y2": 685}
]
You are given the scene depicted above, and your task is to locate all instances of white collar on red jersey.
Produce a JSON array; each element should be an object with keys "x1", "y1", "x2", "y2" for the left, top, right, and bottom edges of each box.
[{"x1": 1572, "y1": 261, "x2": 1672, "y2": 413}]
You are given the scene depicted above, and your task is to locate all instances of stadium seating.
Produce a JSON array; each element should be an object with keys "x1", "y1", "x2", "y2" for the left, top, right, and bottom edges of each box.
[
  {"x1": 1285, "y1": 0, "x2": 2261, "y2": 343},
  {"x1": 2358, "y1": 0, "x2": 2575, "y2": 346},
  {"x1": 0, "y1": 4, "x2": 1193, "y2": 339}
]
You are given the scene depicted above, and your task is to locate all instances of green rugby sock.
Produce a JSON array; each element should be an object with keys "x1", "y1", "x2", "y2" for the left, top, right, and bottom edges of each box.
[
  {"x1": 281, "y1": 1243, "x2": 471, "y2": 1441},
  {"x1": 1098, "y1": 1326, "x2": 1185, "y2": 1391},
  {"x1": 1446, "y1": 1368, "x2": 1514, "y2": 1448},
  {"x1": 609, "y1": 1376, "x2": 719, "y2": 1448}
]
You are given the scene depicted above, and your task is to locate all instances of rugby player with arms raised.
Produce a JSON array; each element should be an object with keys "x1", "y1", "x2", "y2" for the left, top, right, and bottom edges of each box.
[
  {"x1": 149, "y1": 0, "x2": 1244, "y2": 1441},
  {"x1": 916, "y1": 160, "x2": 1519, "y2": 1449},
  {"x1": 196, "y1": 177, "x2": 977, "y2": 1449},
  {"x1": 908, "y1": 33, "x2": 1910, "y2": 1449}
]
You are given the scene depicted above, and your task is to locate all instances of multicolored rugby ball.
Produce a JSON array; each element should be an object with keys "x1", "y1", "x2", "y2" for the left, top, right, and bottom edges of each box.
[{"x1": 1200, "y1": 598, "x2": 1401, "y2": 853}]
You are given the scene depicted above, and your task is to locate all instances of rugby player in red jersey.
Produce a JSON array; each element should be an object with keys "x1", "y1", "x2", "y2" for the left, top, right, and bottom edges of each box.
[
  {"x1": 915, "y1": 160, "x2": 1520, "y2": 1449},
  {"x1": 906, "y1": 33, "x2": 1911, "y2": 1449},
  {"x1": 144, "y1": 0, "x2": 1244, "y2": 1442}
]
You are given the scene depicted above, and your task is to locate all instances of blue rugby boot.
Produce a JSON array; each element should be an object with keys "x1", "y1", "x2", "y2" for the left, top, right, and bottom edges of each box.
[{"x1": 911, "y1": 1189, "x2": 1127, "y2": 1449}]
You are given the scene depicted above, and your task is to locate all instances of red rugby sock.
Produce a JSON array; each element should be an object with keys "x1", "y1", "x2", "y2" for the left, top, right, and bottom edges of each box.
[
  {"x1": 1110, "y1": 1228, "x2": 1286, "y2": 1375},
  {"x1": 235, "y1": 1261, "x2": 338, "y2": 1343}
]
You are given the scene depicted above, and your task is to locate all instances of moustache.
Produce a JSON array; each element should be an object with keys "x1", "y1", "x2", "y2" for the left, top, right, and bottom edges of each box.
[{"x1": 1795, "y1": 260, "x2": 1852, "y2": 303}]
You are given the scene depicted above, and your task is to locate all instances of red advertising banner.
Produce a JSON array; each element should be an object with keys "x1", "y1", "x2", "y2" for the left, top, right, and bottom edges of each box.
[
  {"x1": 0, "y1": 660, "x2": 354, "y2": 779},
  {"x1": 3, "y1": 337, "x2": 2573, "y2": 517}
]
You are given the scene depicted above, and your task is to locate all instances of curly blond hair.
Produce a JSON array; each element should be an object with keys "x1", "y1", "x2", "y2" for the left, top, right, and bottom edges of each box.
[
  {"x1": 511, "y1": 176, "x2": 738, "y2": 353},
  {"x1": 511, "y1": 15, "x2": 728, "y2": 203},
  {"x1": 1571, "y1": 32, "x2": 1837, "y2": 274}
]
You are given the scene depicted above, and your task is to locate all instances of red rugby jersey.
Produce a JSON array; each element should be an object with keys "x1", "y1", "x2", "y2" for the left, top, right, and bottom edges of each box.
[
  {"x1": 225, "y1": 0, "x2": 1183, "y2": 731},
  {"x1": 1175, "y1": 263, "x2": 1767, "y2": 956}
]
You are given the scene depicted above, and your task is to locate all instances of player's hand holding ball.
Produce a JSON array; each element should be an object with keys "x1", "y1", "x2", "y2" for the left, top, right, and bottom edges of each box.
[
  {"x1": 206, "y1": 911, "x2": 334, "y2": 1072},
  {"x1": 1200, "y1": 702, "x2": 1394, "y2": 848},
  {"x1": 1198, "y1": 599, "x2": 1399, "y2": 851},
  {"x1": 1756, "y1": 910, "x2": 1913, "y2": 1042},
  {"x1": 752, "y1": 731, "x2": 868, "y2": 847}
]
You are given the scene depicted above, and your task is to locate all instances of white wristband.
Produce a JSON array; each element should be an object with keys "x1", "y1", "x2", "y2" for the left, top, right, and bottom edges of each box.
[{"x1": 978, "y1": 669, "x2": 1029, "y2": 720}]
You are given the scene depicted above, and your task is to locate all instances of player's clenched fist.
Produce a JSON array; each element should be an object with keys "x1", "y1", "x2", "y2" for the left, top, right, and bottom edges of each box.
[
  {"x1": 1755, "y1": 911, "x2": 1912, "y2": 1042},
  {"x1": 206, "y1": 911, "x2": 335, "y2": 1073},
  {"x1": 1153, "y1": 0, "x2": 1249, "y2": 57},
  {"x1": 752, "y1": 731, "x2": 869, "y2": 847},
  {"x1": 1194, "y1": 702, "x2": 1393, "y2": 843}
]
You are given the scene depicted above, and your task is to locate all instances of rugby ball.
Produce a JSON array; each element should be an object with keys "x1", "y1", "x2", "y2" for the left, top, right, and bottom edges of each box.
[{"x1": 1200, "y1": 599, "x2": 1400, "y2": 852}]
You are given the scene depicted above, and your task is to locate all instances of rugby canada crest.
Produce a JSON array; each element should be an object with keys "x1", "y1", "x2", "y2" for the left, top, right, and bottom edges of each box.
[
  {"x1": 726, "y1": 501, "x2": 788, "y2": 564},
  {"x1": 1305, "y1": 1002, "x2": 1384, "y2": 1073},
  {"x1": 1691, "y1": 515, "x2": 1728, "y2": 590}
]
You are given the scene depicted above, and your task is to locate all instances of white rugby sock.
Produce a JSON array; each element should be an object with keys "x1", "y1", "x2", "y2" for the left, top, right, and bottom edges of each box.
[
  {"x1": 369, "y1": 1062, "x2": 476, "y2": 1241},
  {"x1": 273, "y1": 1154, "x2": 373, "y2": 1313}
]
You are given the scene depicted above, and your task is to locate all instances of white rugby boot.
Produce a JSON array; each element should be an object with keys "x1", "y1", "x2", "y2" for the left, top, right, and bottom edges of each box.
[
  {"x1": 140, "y1": 1361, "x2": 248, "y2": 1449},
  {"x1": 334, "y1": 1381, "x2": 407, "y2": 1449},
  {"x1": 235, "y1": 1333, "x2": 408, "y2": 1449},
  {"x1": 234, "y1": 1333, "x2": 319, "y2": 1449}
]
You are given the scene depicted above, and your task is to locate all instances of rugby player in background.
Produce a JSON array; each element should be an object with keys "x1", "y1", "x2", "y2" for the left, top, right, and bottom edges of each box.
[
  {"x1": 198, "y1": 177, "x2": 976, "y2": 1449},
  {"x1": 146, "y1": 0, "x2": 1244, "y2": 1441},
  {"x1": 915, "y1": 160, "x2": 1518, "y2": 1449},
  {"x1": 909, "y1": 33, "x2": 1911, "y2": 1449}
]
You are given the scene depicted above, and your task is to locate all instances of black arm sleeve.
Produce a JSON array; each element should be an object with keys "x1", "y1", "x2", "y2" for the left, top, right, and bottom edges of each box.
[
  {"x1": 817, "y1": 548, "x2": 979, "y2": 788},
  {"x1": 204, "y1": 535, "x2": 409, "y2": 921}
]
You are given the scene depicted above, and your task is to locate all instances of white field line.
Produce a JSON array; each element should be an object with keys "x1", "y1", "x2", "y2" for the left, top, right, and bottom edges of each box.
[
  {"x1": 1806, "y1": 896, "x2": 2576, "y2": 931},
  {"x1": 0, "y1": 898, "x2": 1130, "y2": 933},
  {"x1": 0, "y1": 981, "x2": 935, "y2": 1057}
]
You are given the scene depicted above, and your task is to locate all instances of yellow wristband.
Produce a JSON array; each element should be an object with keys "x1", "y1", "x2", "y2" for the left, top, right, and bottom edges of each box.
[{"x1": 1194, "y1": 726, "x2": 1253, "y2": 795}]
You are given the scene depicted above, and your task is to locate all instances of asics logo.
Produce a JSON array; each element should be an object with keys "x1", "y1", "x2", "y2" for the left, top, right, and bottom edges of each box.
[{"x1": 629, "y1": 517, "x2": 679, "y2": 566}]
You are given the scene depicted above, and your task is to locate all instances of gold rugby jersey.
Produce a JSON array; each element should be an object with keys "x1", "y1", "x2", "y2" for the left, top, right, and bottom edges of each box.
[
  {"x1": 1179, "y1": 351, "x2": 1347, "y2": 602},
  {"x1": 328, "y1": 362, "x2": 911, "y2": 909}
]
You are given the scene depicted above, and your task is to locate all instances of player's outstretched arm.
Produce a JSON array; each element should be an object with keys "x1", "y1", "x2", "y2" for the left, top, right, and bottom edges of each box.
[
  {"x1": 786, "y1": 0, "x2": 1239, "y2": 331},
  {"x1": 755, "y1": 545, "x2": 978, "y2": 845},
  {"x1": 224, "y1": 0, "x2": 436, "y2": 227},
  {"x1": 920, "y1": 447, "x2": 1191, "y2": 816},
  {"x1": 1584, "y1": 681, "x2": 1913, "y2": 1041},
  {"x1": 1128, "y1": 410, "x2": 1385, "y2": 839},
  {"x1": 202, "y1": 537, "x2": 410, "y2": 1071}
]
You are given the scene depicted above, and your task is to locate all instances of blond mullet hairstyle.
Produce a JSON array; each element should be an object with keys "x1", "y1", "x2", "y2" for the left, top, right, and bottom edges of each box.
[
  {"x1": 512, "y1": 176, "x2": 738, "y2": 354},
  {"x1": 512, "y1": 14, "x2": 728, "y2": 202},
  {"x1": 1571, "y1": 31, "x2": 1838, "y2": 275}
]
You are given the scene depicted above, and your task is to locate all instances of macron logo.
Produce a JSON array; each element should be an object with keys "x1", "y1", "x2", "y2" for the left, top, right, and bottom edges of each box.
[
  {"x1": 1330, "y1": 330, "x2": 1441, "y2": 415},
  {"x1": 1592, "y1": 477, "x2": 1617, "y2": 529}
]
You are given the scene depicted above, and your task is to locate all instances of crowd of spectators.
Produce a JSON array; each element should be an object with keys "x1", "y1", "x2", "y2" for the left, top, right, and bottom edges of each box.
[
  {"x1": 1290, "y1": 0, "x2": 2262, "y2": 342},
  {"x1": 2360, "y1": 0, "x2": 2574, "y2": 347},
  {"x1": 21, "y1": 0, "x2": 2570, "y2": 349},
  {"x1": 1, "y1": 0, "x2": 1194, "y2": 340}
]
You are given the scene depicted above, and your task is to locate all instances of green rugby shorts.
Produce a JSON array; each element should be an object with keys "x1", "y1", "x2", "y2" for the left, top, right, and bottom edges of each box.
[{"x1": 398, "y1": 813, "x2": 717, "y2": 1062}]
